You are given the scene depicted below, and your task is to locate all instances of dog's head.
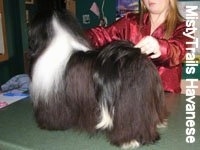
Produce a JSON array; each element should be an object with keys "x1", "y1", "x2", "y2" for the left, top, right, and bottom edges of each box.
[
  {"x1": 28, "y1": 9, "x2": 92, "y2": 76},
  {"x1": 28, "y1": 9, "x2": 91, "y2": 60}
]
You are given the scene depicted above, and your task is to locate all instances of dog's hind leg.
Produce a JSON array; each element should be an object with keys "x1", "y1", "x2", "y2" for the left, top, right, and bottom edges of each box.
[
  {"x1": 107, "y1": 93, "x2": 161, "y2": 149},
  {"x1": 33, "y1": 93, "x2": 78, "y2": 130},
  {"x1": 106, "y1": 55, "x2": 162, "y2": 148}
]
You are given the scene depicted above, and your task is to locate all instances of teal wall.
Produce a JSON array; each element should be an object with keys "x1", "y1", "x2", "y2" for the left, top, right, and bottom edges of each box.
[
  {"x1": 0, "y1": 0, "x2": 28, "y2": 84},
  {"x1": 182, "y1": 63, "x2": 200, "y2": 79},
  {"x1": 76, "y1": 0, "x2": 116, "y2": 29}
]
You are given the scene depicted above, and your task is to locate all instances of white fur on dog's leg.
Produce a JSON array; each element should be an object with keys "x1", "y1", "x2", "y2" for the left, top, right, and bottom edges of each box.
[
  {"x1": 96, "y1": 104, "x2": 114, "y2": 130},
  {"x1": 121, "y1": 140, "x2": 140, "y2": 149},
  {"x1": 157, "y1": 119, "x2": 168, "y2": 128}
]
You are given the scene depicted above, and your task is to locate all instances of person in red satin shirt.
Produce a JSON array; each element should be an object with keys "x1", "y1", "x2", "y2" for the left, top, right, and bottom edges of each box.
[{"x1": 86, "y1": 0, "x2": 190, "y2": 93}]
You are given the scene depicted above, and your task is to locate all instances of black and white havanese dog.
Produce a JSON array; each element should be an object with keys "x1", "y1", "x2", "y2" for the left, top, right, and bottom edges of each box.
[{"x1": 29, "y1": 9, "x2": 167, "y2": 149}]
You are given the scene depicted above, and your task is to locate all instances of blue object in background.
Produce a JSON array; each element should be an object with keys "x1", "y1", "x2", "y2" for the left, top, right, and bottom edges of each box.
[{"x1": 0, "y1": 74, "x2": 30, "y2": 93}]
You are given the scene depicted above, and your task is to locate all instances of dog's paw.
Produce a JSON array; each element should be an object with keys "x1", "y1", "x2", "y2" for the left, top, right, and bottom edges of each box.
[
  {"x1": 121, "y1": 140, "x2": 140, "y2": 149},
  {"x1": 157, "y1": 119, "x2": 168, "y2": 128}
]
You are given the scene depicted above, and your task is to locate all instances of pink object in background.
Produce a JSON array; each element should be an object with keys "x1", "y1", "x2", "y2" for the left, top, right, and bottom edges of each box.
[
  {"x1": 0, "y1": 101, "x2": 8, "y2": 108},
  {"x1": 90, "y1": 2, "x2": 100, "y2": 17}
]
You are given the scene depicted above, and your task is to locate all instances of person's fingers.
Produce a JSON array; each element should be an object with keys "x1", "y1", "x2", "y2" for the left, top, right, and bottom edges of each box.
[
  {"x1": 135, "y1": 36, "x2": 161, "y2": 58},
  {"x1": 135, "y1": 41, "x2": 144, "y2": 48},
  {"x1": 150, "y1": 52, "x2": 161, "y2": 59},
  {"x1": 141, "y1": 44, "x2": 153, "y2": 54},
  {"x1": 140, "y1": 47, "x2": 146, "y2": 53},
  {"x1": 145, "y1": 49, "x2": 153, "y2": 55}
]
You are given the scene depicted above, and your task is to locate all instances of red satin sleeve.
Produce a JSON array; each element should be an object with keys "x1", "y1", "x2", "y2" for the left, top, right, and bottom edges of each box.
[
  {"x1": 85, "y1": 13, "x2": 142, "y2": 48},
  {"x1": 153, "y1": 22, "x2": 189, "y2": 67}
]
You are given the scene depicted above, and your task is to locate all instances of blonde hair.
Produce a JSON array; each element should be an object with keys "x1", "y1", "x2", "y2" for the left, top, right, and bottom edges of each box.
[{"x1": 140, "y1": 0, "x2": 184, "y2": 39}]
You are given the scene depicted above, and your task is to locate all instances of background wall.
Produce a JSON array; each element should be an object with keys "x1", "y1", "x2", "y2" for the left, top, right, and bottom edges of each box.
[
  {"x1": 76, "y1": 0, "x2": 116, "y2": 29},
  {"x1": 0, "y1": 0, "x2": 27, "y2": 85}
]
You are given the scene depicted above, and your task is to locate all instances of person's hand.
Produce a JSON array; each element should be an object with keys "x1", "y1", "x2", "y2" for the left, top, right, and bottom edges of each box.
[{"x1": 135, "y1": 36, "x2": 161, "y2": 59}]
